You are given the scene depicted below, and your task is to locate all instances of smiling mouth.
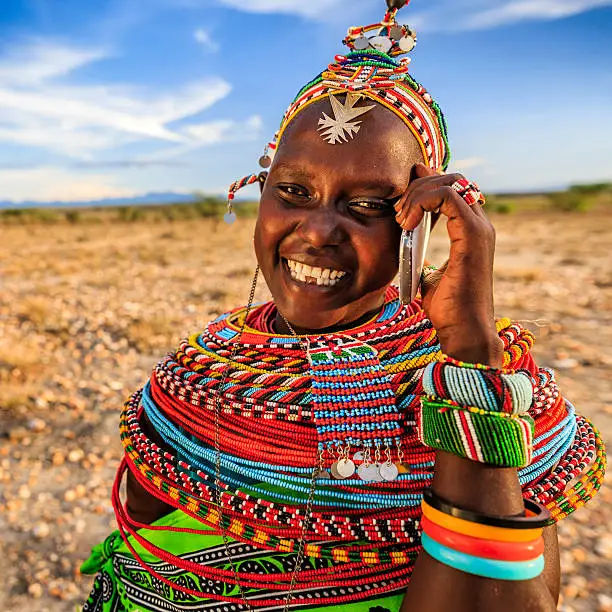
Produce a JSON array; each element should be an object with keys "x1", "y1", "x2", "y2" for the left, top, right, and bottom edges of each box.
[{"x1": 283, "y1": 258, "x2": 348, "y2": 288}]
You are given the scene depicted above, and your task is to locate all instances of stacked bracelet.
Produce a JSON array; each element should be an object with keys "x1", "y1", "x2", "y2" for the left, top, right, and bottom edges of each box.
[
  {"x1": 420, "y1": 490, "x2": 548, "y2": 581},
  {"x1": 421, "y1": 533, "x2": 545, "y2": 581},
  {"x1": 422, "y1": 355, "x2": 534, "y2": 415},
  {"x1": 419, "y1": 356, "x2": 536, "y2": 467},
  {"x1": 420, "y1": 398, "x2": 534, "y2": 468}
]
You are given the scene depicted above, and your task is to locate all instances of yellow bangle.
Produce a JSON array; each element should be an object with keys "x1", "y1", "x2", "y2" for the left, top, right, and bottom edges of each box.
[{"x1": 421, "y1": 500, "x2": 544, "y2": 543}]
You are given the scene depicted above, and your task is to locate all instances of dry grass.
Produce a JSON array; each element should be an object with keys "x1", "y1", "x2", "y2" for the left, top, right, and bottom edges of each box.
[{"x1": 1, "y1": 211, "x2": 610, "y2": 414}]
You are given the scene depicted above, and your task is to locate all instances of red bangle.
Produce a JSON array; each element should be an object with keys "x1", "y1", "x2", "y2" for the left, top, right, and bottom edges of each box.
[{"x1": 420, "y1": 515, "x2": 545, "y2": 562}]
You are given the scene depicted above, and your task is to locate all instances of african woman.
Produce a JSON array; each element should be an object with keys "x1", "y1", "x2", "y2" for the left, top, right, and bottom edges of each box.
[{"x1": 81, "y1": 2, "x2": 605, "y2": 611}]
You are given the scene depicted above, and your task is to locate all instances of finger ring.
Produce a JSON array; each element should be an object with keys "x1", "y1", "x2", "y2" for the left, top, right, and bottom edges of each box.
[{"x1": 451, "y1": 178, "x2": 485, "y2": 206}]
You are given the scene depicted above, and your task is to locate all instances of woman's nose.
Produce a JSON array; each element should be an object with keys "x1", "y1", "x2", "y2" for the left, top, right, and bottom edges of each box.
[{"x1": 297, "y1": 207, "x2": 345, "y2": 248}]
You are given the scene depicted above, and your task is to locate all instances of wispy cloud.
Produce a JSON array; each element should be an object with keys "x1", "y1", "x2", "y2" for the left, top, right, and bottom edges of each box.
[
  {"x1": 0, "y1": 40, "x2": 235, "y2": 159},
  {"x1": 141, "y1": 115, "x2": 263, "y2": 162},
  {"x1": 74, "y1": 160, "x2": 191, "y2": 169},
  {"x1": 0, "y1": 38, "x2": 266, "y2": 200},
  {"x1": 449, "y1": 157, "x2": 487, "y2": 173},
  {"x1": 0, "y1": 42, "x2": 108, "y2": 85},
  {"x1": 213, "y1": 0, "x2": 612, "y2": 28},
  {"x1": 463, "y1": 0, "x2": 612, "y2": 29},
  {"x1": 194, "y1": 28, "x2": 219, "y2": 51},
  {"x1": 412, "y1": 0, "x2": 612, "y2": 31},
  {"x1": 214, "y1": 0, "x2": 342, "y2": 19}
]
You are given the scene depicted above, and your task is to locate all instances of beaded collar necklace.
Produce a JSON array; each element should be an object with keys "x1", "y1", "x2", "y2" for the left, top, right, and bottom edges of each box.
[{"x1": 114, "y1": 283, "x2": 605, "y2": 608}]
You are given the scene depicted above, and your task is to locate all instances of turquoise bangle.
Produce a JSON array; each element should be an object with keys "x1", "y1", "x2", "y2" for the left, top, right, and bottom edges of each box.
[{"x1": 421, "y1": 532, "x2": 545, "y2": 581}]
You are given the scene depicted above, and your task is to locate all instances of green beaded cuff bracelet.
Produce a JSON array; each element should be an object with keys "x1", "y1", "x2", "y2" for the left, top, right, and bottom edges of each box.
[{"x1": 419, "y1": 398, "x2": 534, "y2": 468}]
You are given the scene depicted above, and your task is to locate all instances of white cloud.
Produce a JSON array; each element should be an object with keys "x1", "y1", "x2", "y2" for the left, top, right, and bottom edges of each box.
[
  {"x1": 463, "y1": 0, "x2": 612, "y2": 29},
  {"x1": 194, "y1": 28, "x2": 219, "y2": 52},
  {"x1": 0, "y1": 166, "x2": 136, "y2": 202},
  {"x1": 0, "y1": 41, "x2": 233, "y2": 159},
  {"x1": 209, "y1": 0, "x2": 612, "y2": 27},
  {"x1": 0, "y1": 42, "x2": 108, "y2": 85},
  {"x1": 413, "y1": 0, "x2": 612, "y2": 31},
  {"x1": 449, "y1": 157, "x2": 487, "y2": 173},
  {"x1": 141, "y1": 114, "x2": 263, "y2": 162},
  {"x1": 214, "y1": 0, "x2": 341, "y2": 18}
]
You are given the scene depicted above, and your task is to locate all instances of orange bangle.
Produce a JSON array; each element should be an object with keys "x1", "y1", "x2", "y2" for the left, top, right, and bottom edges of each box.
[
  {"x1": 421, "y1": 500, "x2": 543, "y2": 543},
  {"x1": 421, "y1": 515, "x2": 545, "y2": 561}
]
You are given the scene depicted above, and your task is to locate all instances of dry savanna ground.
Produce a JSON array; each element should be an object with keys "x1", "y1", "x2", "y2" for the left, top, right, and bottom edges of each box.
[{"x1": 0, "y1": 210, "x2": 611, "y2": 611}]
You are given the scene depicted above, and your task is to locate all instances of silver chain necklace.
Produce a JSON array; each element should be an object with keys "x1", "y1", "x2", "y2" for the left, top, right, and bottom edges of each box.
[{"x1": 213, "y1": 267, "x2": 321, "y2": 612}]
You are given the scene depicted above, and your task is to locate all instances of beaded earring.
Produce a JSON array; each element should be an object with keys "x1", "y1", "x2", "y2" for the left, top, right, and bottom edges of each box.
[{"x1": 225, "y1": 174, "x2": 258, "y2": 224}]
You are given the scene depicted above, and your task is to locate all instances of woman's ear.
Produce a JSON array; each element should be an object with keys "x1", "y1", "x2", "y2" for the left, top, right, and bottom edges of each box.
[{"x1": 258, "y1": 172, "x2": 268, "y2": 194}]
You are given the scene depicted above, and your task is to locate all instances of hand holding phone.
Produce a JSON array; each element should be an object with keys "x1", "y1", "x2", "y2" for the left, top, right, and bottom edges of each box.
[{"x1": 399, "y1": 212, "x2": 431, "y2": 304}]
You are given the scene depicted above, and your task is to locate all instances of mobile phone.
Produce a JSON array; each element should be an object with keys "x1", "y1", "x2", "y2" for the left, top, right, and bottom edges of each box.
[{"x1": 399, "y1": 212, "x2": 432, "y2": 304}]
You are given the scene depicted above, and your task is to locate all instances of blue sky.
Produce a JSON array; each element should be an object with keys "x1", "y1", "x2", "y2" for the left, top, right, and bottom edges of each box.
[{"x1": 0, "y1": 0, "x2": 610, "y2": 202}]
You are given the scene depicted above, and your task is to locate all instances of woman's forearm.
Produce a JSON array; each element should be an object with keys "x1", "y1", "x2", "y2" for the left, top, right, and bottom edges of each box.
[
  {"x1": 401, "y1": 338, "x2": 559, "y2": 611},
  {"x1": 401, "y1": 453, "x2": 558, "y2": 612}
]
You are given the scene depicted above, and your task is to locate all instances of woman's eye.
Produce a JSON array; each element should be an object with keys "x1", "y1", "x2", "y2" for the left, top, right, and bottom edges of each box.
[
  {"x1": 277, "y1": 184, "x2": 309, "y2": 199},
  {"x1": 349, "y1": 199, "x2": 394, "y2": 216}
]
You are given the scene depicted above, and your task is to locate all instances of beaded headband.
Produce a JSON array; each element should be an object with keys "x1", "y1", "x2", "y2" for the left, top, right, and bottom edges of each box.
[{"x1": 227, "y1": 0, "x2": 451, "y2": 211}]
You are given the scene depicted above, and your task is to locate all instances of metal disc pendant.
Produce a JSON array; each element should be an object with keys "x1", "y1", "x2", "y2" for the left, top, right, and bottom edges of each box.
[
  {"x1": 224, "y1": 212, "x2": 237, "y2": 225},
  {"x1": 379, "y1": 462, "x2": 399, "y2": 482},
  {"x1": 314, "y1": 469, "x2": 331, "y2": 481},
  {"x1": 259, "y1": 155, "x2": 271, "y2": 169},
  {"x1": 370, "y1": 36, "x2": 392, "y2": 53},
  {"x1": 331, "y1": 461, "x2": 347, "y2": 480},
  {"x1": 353, "y1": 451, "x2": 364, "y2": 462},
  {"x1": 389, "y1": 25, "x2": 404, "y2": 41},
  {"x1": 358, "y1": 463, "x2": 379, "y2": 482},
  {"x1": 399, "y1": 35, "x2": 416, "y2": 52},
  {"x1": 336, "y1": 459, "x2": 356, "y2": 479},
  {"x1": 353, "y1": 35, "x2": 371, "y2": 51}
]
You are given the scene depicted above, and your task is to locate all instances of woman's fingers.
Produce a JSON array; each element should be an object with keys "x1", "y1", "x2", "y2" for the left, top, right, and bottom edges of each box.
[
  {"x1": 395, "y1": 164, "x2": 464, "y2": 206},
  {"x1": 395, "y1": 163, "x2": 486, "y2": 231},
  {"x1": 395, "y1": 184, "x2": 477, "y2": 232}
]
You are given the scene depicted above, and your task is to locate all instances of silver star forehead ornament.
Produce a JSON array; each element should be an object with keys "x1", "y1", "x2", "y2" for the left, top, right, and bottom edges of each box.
[{"x1": 318, "y1": 93, "x2": 376, "y2": 145}]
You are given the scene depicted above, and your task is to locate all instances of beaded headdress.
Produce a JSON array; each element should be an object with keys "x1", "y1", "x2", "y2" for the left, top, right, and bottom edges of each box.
[{"x1": 226, "y1": 0, "x2": 451, "y2": 212}]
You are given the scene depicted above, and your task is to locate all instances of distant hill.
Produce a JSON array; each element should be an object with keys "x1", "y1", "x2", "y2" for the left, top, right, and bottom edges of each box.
[{"x1": 0, "y1": 191, "x2": 201, "y2": 211}]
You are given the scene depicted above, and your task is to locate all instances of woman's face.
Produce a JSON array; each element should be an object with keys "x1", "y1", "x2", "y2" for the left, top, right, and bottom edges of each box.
[{"x1": 254, "y1": 98, "x2": 425, "y2": 332}]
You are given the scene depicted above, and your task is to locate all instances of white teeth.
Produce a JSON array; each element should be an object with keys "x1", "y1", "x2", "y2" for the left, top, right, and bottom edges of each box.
[{"x1": 285, "y1": 259, "x2": 346, "y2": 287}]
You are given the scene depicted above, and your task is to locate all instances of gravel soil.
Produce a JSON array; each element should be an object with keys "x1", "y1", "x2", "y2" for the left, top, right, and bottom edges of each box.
[{"x1": 0, "y1": 212, "x2": 610, "y2": 611}]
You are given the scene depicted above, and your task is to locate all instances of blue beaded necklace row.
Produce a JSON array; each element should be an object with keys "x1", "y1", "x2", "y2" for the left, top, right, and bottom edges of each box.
[
  {"x1": 142, "y1": 383, "x2": 430, "y2": 509},
  {"x1": 141, "y1": 381, "x2": 580, "y2": 509}
]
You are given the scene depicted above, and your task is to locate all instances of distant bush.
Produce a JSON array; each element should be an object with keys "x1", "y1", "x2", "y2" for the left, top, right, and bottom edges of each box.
[
  {"x1": 117, "y1": 206, "x2": 145, "y2": 222},
  {"x1": 569, "y1": 182, "x2": 611, "y2": 196},
  {"x1": 66, "y1": 210, "x2": 81, "y2": 224},
  {"x1": 485, "y1": 195, "x2": 515, "y2": 215},
  {"x1": 192, "y1": 195, "x2": 259, "y2": 219},
  {"x1": 494, "y1": 201, "x2": 515, "y2": 215},
  {"x1": 0, "y1": 208, "x2": 63, "y2": 224},
  {"x1": 548, "y1": 191, "x2": 592, "y2": 213},
  {"x1": 194, "y1": 196, "x2": 226, "y2": 218},
  {"x1": 35, "y1": 210, "x2": 62, "y2": 223},
  {"x1": 0, "y1": 209, "x2": 27, "y2": 220}
]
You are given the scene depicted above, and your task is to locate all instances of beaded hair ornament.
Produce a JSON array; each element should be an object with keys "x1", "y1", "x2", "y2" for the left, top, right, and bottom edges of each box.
[{"x1": 226, "y1": 0, "x2": 451, "y2": 219}]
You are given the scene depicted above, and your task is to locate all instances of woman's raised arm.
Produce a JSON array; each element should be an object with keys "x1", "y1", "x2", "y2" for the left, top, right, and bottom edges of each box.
[{"x1": 396, "y1": 164, "x2": 560, "y2": 611}]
